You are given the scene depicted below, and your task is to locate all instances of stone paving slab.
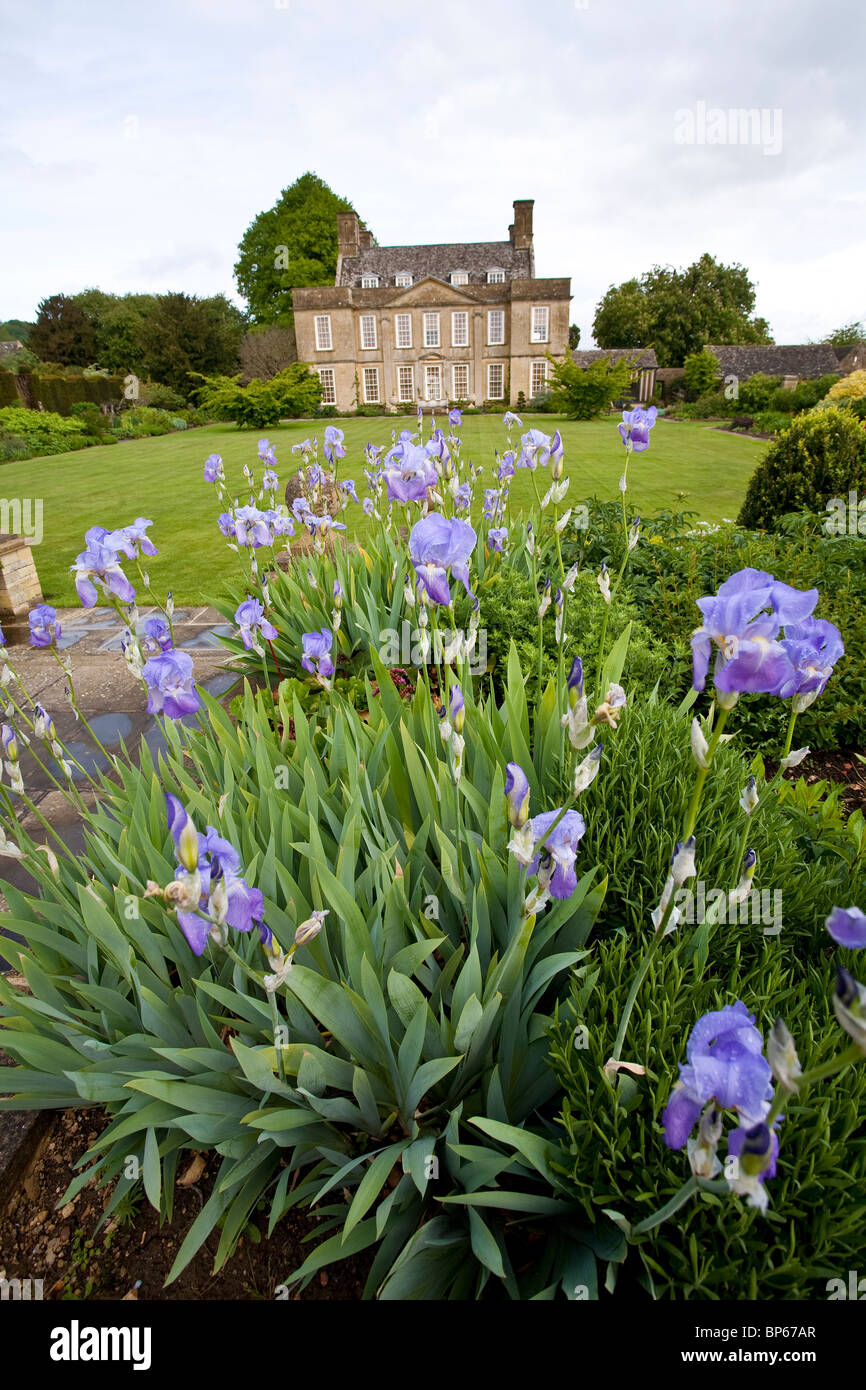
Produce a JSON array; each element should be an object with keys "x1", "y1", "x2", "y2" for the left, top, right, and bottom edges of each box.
[{"x1": 0, "y1": 605, "x2": 242, "y2": 970}]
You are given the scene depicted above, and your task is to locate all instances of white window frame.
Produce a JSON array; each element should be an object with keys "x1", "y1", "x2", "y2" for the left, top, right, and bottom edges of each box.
[
  {"x1": 424, "y1": 364, "x2": 443, "y2": 401},
  {"x1": 531, "y1": 306, "x2": 550, "y2": 343},
  {"x1": 452, "y1": 363, "x2": 470, "y2": 399},
  {"x1": 359, "y1": 314, "x2": 378, "y2": 351},
  {"x1": 530, "y1": 360, "x2": 549, "y2": 396},
  {"x1": 362, "y1": 366, "x2": 380, "y2": 404},
  {"x1": 423, "y1": 312, "x2": 440, "y2": 348},
  {"x1": 361, "y1": 275, "x2": 379, "y2": 289},
  {"x1": 487, "y1": 268, "x2": 506, "y2": 284},
  {"x1": 488, "y1": 310, "x2": 505, "y2": 346},
  {"x1": 314, "y1": 315, "x2": 333, "y2": 351},
  {"x1": 450, "y1": 270, "x2": 469, "y2": 286},
  {"x1": 487, "y1": 363, "x2": 505, "y2": 400},
  {"x1": 395, "y1": 313, "x2": 412, "y2": 349},
  {"x1": 395, "y1": 272, "x2": 413, "y2": 287},
  {"x1": 397, "y1": 365, "x2": 415, "y2": 403},
  {"x1": 451, "y1": 311, "x2": 469, "y2": 348},
  {"x1": 318, "y1": 367, "x2": 336, "y2": 405}
]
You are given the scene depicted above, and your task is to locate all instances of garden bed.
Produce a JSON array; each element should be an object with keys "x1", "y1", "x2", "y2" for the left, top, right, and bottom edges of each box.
[{"x1": 0, "y1": 1103, "x2": 368, "y2": 1300}]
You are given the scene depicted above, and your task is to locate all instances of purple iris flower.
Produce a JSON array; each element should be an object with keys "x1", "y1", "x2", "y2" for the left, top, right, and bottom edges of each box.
[
  {"x1": 448, "y1": 408, "x2": 463, "y2": 428},
  {"x1": 0, "y1": 622, "x2": 6, "y2": 646},
  {"x1": 204, "y1": 454, "x2": 223, "y2": 482},
  {"x1": 270, "y1": 513, "x2": 295, "y2": 538},
  {"x1": 777, "y1": 618, "x2": 844, "y2": 699},
  {"x1": 826, "y1": 906, "x2": 866, "y2": 950},
  {"x1": 527, "y1": 809, "x2": 587, "y2": 899},
  {"x1": 262, "y1": 468, "x2": 279, "y2": 491},
  {"x1": 691, "y1": 569, "x2": 819, "y2": 696},
  {"x1": 108, "y1": 518, "x2": 158, "y2": 559},
  {"x1": 483, "y1": 489, "x2": 502, "y2": 521},
  {"x1": 453, "y1": 483, "x2": 472, "y2": 512},
  {"x1": 233, "y1": 506, "x2": 272, "y2": 549},
  {"x1": 496, "y1": 451, "x2": 516, "y2": 482},
  {"x1": 488, "y1": 527, "x2": 507, "y2": 552},
  {"x1": 618, "y1": 406, "x2": 658, "y2": 452},
  {"x1": 235, "y1": 597, "x2": 279, "y2": 650},
  {"x1": 727, "y1": 1120, "x2": 779, "y2": 1181},
  {"x1": 362, "y1": 497, "x2": 375, "y2": 516},
  {"x1": 301, "y1": 628, "x2": 335, "y2": 681},
  {"x1": 324, "y1": 425, "x2": 346, "y2": 464},
  {"x1": 165, "y1": 795, "x2": 270, "y2": 956},
  {"x1": 567, "y1": 656, "x2": 584, "y2": 696},
  {"x1": 505, "y1": 762, "x2": 530, "y2": 827},
  {"x1": 306, "y1": 514, "x2": 347, "y2": 539},
  {"x1": 72, "y1": 540, "x2": 136, "y2": 609},
  {"x1": 218, "y1": 513, "x2": 236, "y2": 538},
  {"x1": 143, "y1": 650, "x2": 200, "y2": 719},
  {"x1": 503, "y1": 411, "x2": 523, "y2": 428},
  {"x1": 409, "y1": 514, "x2": 477, "y2": 606},
  {"x1": 292, "y1": 496, "x2": 313, "y2": 523},
  {"x1": 339, "y1": 480, "x2": 359, "y2": 504},
  {"x1": 662, "y1": 1002, "x2": 773, "y2": 1150},
  {"x1": 140, "y1": 615, "x2": 173, "y2": 657},
  {"x1": 292, "y1": 439, "x2": 312, "y2": 455},
  {"x1": 426, "y1": 430, "x2": 451, "y2": 467},
  {"x1": 521, "y1": 429, "x2": 552, "y2": 467},
  {"x1": 28, "y1": 604, "x2": 60, "y2": 648}
]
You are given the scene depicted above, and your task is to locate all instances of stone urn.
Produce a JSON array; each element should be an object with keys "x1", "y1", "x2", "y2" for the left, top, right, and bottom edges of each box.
[
  {"x1": 284, "y1": 467, "x2": 341, "y2": 519},
  {"x1": 282, "y1": 467, "x2": 344, "y2": 561}
]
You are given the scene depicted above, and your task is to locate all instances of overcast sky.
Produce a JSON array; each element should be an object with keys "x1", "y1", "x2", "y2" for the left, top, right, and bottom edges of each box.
[{"x1": 1, "y1": 0, "x2": 863, "y2": 344}]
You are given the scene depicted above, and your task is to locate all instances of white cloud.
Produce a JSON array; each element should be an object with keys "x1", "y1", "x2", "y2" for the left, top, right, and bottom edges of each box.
[{"x1": 0, "y1": 0, "x2": 863, "y2": 344}]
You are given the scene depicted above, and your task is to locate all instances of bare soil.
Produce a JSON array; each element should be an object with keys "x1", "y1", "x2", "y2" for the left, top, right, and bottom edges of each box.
[{"x1": 0, "y1": 1106, "x2": 368, "y2": 1301}]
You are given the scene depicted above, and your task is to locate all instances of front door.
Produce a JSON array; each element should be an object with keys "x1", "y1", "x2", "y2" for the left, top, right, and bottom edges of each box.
[{"x1": 425, "y1": 364, "x2": 443, "y2": 401}]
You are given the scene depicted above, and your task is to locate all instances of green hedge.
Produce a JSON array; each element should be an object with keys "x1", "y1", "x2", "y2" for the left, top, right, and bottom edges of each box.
[
  {"x1": 29, "y1": 373, "x2": 124, "y2": 416},
  {"x1": 0, "y1": 371, "x2": 19, "y2": 408}
]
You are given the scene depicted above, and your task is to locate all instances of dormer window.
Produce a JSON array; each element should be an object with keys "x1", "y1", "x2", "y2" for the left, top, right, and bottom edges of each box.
[
  {"x1": 395, "y1": 272, "x2": 413, "y2": 287},
  {"x1": 487, "y1": 268, "x2": 506, "y2": 283},
  {"x1": 450, "y1": 271, "x2": 469, "y2": 286},
  {"x1": 361, "y1": 275, "x2": 379, "y2": 288}
]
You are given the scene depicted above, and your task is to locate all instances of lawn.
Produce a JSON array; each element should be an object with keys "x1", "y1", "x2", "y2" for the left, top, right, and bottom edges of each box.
[{"x1": 8, "y1": 414, "x2": 766, "y2": 607}]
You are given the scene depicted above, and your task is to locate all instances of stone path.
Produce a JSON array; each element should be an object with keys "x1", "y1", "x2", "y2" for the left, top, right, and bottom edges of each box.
[{"x1": 0, "y1": 605, "x2": 240, "y2": 969}]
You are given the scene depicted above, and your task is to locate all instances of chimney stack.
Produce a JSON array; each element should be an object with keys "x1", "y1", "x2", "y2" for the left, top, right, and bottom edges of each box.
[
  {"x1": 337, "y1": 211, "x2": 361, "y2": 259},
  {"x1": 510, "y1": 199, "x2": 534, "y2": 249}
]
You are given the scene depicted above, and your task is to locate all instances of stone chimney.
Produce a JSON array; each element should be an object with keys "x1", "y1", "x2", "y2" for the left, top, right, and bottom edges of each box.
[
  {"x1": 358, "y1": 227, "x2": 373, "y2": 248},
  {"x1": 510, "y1": 199, "x2": 534, "y2": 249},
  {"x1": 337, "y1": 211, "x2": 361, "y2": 258}
]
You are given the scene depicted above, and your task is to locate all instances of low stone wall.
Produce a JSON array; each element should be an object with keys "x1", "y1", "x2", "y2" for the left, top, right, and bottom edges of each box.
[{"x1": 0, "y1": 535, "x2": 42, "y2": 618}]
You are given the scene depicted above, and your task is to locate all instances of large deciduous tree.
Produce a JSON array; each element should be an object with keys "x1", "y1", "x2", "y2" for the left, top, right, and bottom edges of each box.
[
  {"x1": 234, "y1": 171, "x2": 370, "y2": 325},
  {"x1": 140, "y1": 293, "x2": 245, "y2": 394},
  {"x1": 71, "y1": 289, "x2": 160, "y2": 375},
  {"x1": 29, "y1": 294, "x2": 97, "y2": 366},
  {"x1": 592, "y1": 254, "x2": 773, "y2": 367}
]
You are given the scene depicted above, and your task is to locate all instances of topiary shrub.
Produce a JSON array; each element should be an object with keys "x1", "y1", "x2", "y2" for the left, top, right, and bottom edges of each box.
[{"x1": 737, "y1": 406, "x2": 866, "y2": 530}]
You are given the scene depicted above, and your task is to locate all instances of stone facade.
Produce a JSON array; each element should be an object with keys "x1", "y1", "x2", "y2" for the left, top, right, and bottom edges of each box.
[{"x1": 292, "y1": 200, "x2": 571, "y2": 412}]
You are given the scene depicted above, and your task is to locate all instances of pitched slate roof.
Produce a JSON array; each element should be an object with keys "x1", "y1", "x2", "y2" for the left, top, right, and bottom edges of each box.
[
  {"x1": 707, "y1": 344, "x2": 839, "y2": 379},
  {"x1": 571, "y1": 347, "x2": 658, "y2": 369},
  {"x1": 339, "y1": 241, "x2": 533, "y2": 288}
]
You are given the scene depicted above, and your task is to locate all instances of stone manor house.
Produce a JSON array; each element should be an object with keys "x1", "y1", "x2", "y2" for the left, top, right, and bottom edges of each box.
[{"x1": 292, "y1": 199, "x2": 571, "y2": 412}]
